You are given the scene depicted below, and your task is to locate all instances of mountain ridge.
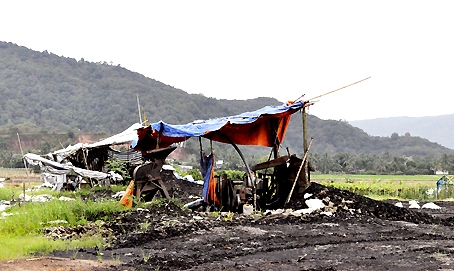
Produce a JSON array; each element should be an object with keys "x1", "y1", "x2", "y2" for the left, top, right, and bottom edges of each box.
[
  {"x1": 349, "y1": 114, "x2": 454, "y2": 149},
  {"x1": 1, "y1": 40, "x2": 453, "y2": 161}
]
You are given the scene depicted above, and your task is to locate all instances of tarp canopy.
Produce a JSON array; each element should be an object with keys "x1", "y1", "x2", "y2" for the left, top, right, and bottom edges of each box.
[
  {"x1": 24, "y1": 153, "x2": 109, "y2": 180},
  {"x1": 51, "y1": 123, "x2": 142, "y2": 159},
  {"x1": 134, "y1": 101, "x2": 307, "y2": 152},
  {"x1": 46, "y1": 123, "x2": 143, "y2": 170}
]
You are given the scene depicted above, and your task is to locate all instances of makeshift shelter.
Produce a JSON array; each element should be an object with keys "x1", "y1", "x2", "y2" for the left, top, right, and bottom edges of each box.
[
  {"x1": 48, "y1": 123, "x2": 143, "y2": 172},
  {"x1": 24, "y1": 123, "x2": 144, "y2": 190},
  {"x1": 133, "y1": 100, "x2": 313, "y2": 210}
]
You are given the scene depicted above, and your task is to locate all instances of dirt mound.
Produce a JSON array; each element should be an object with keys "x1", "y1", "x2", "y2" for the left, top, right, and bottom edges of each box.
[
  {"x1": 159, "y1": 170, "x2": 202, "y2": 203},
  {"x1": 288, "y1": 182, "x2": 448, "y2": 225}
]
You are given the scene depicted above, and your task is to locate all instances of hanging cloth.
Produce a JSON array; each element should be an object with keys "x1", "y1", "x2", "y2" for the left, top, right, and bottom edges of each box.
[{"x1": 200, "y1": 139, "x2": 220, "y2": 206}]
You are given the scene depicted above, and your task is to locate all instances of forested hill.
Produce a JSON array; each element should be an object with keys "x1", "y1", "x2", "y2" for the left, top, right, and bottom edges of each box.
[
  {"x1": 0, "y1": 41, "x2": 278, "y2": 134},
  {"x1": 1, "y1": 41, "x2": 453, "y2": 158}
]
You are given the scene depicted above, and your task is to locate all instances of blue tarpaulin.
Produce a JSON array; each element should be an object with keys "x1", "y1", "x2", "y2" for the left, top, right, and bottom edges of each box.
[{"x1": 134, "y1": 100, "x2": 307, "y2": 152}]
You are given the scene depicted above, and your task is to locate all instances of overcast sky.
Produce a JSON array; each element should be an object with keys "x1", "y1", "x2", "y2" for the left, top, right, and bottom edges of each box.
[{"x1": 1, "y1": 1, "x2": 453, "y2": 121}]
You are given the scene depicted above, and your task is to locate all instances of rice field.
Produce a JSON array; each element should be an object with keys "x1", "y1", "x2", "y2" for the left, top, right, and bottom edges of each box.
[{"x1": 311, "y1": 173, "x2": 451, "y2": 201}]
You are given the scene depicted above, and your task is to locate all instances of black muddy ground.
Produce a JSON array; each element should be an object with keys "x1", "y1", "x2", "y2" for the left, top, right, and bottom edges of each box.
[{"x1": 50, "y1": 177, "x2": 454, "y2": 271}]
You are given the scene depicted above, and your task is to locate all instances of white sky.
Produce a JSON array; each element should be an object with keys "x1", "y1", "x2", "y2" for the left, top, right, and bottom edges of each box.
[{"x1": 1, "y1": 1, "x2": 453, "y2": 121}]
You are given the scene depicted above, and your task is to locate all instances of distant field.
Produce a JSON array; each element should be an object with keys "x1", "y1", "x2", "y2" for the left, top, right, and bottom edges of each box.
[
  {"x1": 311, "y1": 173, "x2": 441, "y2": 185},
  {"x1": 311, "y1": 173, "x2": 452, "y2": 201},
  {"x1": 0, "y1": 168, "x2": 39, "y2": 181}
]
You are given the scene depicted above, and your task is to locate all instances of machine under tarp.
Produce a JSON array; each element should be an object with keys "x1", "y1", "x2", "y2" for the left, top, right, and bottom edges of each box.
[{"x1": 134, "y1": 101, "x2": 307, "y2": 152}]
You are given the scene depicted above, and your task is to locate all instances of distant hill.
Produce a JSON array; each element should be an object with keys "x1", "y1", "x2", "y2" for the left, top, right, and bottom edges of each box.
[
  {"x1": 349, "y1": 115, "x2": 454, "y2": 149},
  {"x1": 1, "y1": 40, "x2": 453, "y2": 160},
  {"x1": 284, "y1": 115, "x2": 454, "y2": 157}
]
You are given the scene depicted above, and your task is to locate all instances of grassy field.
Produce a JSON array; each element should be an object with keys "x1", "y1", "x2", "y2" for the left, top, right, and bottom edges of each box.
[
  {"x1": 0, "y1": 183, "x2": 129, "y2": 261},
  {"x1": 311, "y1": 173, "x2": 450, "y2": 201},
  {"x1": 311, "y1": 173, "x2": 441, "y2": 183}
]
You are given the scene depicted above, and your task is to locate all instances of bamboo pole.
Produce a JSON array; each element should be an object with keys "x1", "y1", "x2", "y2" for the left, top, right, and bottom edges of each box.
[
  {"x1": 17, "y1": 133, "x2": 29, "y2": 180},
  {"x1": 137, "y1": 94, "x2": 143, "y2": 124},
  {"x1": 285, "y1": 138, "x2": 314, "y2": 204},
  {"x1": 307, "y1": 76, "x2": 371, "y2": 102},
  {"x1": 302, "y1": 106, "x2": 309, "y2": 189}
]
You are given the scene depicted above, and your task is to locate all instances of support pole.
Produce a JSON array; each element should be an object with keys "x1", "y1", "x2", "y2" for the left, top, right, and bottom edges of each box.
[
  {"x1": 137, "y1": 94, "x2": 143, "y2": 124},
  {"x1": 17, "y1": 133, "x2": 29, "y2": 179},
  {"x1": 302, "y1": 106, "x2": 309, "y2": 188},
  {"x1": 285, "y1": 138, "x2": 314, "y2": 204}
]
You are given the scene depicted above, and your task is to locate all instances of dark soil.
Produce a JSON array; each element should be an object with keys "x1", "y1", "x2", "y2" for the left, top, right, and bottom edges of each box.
[{"x1": 41, "y1": 176, "x2": 454, "y2": 271}]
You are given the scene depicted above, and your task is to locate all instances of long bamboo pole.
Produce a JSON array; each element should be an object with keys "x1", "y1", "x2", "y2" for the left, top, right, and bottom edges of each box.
[
  {"x1": 285, "y1": 138, "x2": 314, "y2": 204},
  {"x1": 307, "y1": 76, "x2": 371, "y2": 102}
]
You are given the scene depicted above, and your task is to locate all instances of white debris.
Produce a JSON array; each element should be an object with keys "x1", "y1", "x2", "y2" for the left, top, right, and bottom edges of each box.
[
  {"x1": 162, "y1": 164, "x2": 175, "y2": 171},
  {"x1": 0, "y1": 177, "x2": 5, "y2": 182},
  {"x1": 270, "y1": 209, "x2": 285, "y2": 215},
  {"x1": 112, "y1": 191, "x2": 126, "y2": 199},
  {"x1": 304, "y1": 193, "x2": 313, "y2": 199},
  {"x1": 289, "y1": 198, "x2": 327, "y2": 215},
  {"x1": 408, "y1": 200, "x2": 420, "y2": 209},
  {"x1": 243, "y1": 204, "x2": 253, "y2": 216},
  {"x1": 183, "y1": 175, "x2": 194, "y2": 182},
  {"x1": 31, "y1": 194, "x2": 54, "y2": 202},
  {"x1": 108, "y1": 171, "x2": 123, "y2": 183},
  {"x1": 306, "y1": 198, "x2": 326, "y2": 210},
  {"x1": 192, "y1": 215, "x2": 204, "y2": 220},
  {"x1": 19, "y1": 194, "x2": 31, "y2": 202},
  {"x1": 0, "y1": 183, "x2": 3, "y2": 188},
  {"x1": 0, "y1": 205, "x2": 10, "y2": 212},
  {"x1": 320, "y1": 211, "x2": 333, "y2": 216},
  {"x1": 421, "y1": 202, "x2": 441, "y2": 209},
  {"x1": 395, "y1": 202, "x2": 404, "y2": 208}
]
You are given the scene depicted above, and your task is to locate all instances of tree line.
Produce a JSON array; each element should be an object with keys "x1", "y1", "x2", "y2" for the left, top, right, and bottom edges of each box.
[{"x1": 309, "y1": 151, "x2": 454, "y2": 175}]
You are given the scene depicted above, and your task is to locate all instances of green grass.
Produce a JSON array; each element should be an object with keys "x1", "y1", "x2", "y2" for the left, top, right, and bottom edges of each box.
[
  {"x1": 314, "y1": 174, "x2": 449, "y2": 201},
  {"x1": 312, "y1": 173, "x2": 440, "y2": 182},
  {"x1": 0, "y1": 234, "x2": 103, "y2": 261},
  {"x1": 0, "y1": 186, "x2": 128, "y2": 261}
]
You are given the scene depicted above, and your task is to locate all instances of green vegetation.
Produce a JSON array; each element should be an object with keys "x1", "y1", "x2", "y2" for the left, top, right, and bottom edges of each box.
[
  {"x1": 104, "y1": 158, "x2": 132, "y2": 182},
  {"x1": 308, "y1": 151, "x2": 454, "y2": 175},
  {"x1": 312, "y1": 174, "x2": 440, "y2": 182},
  {"x1": 316, "y1": 174, "x2": 449, "y2": 201},
  {"x1": 0, "y1": 184, "x2": 128, "y2": 261},
  {"x1": 216, "y1": 169, "x2": 245, "y2": 180}
]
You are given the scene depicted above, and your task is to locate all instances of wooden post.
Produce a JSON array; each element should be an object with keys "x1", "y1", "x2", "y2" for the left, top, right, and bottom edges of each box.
[
  {"x1": 81, "y1": 148, "x2": 94, "y2": 187},
  {"x1": 17, "y1": 133, "x2": 29, "y2": 179},
  {"x1": 302, "y1": 107, "x2": 309, "y2": 189}
]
